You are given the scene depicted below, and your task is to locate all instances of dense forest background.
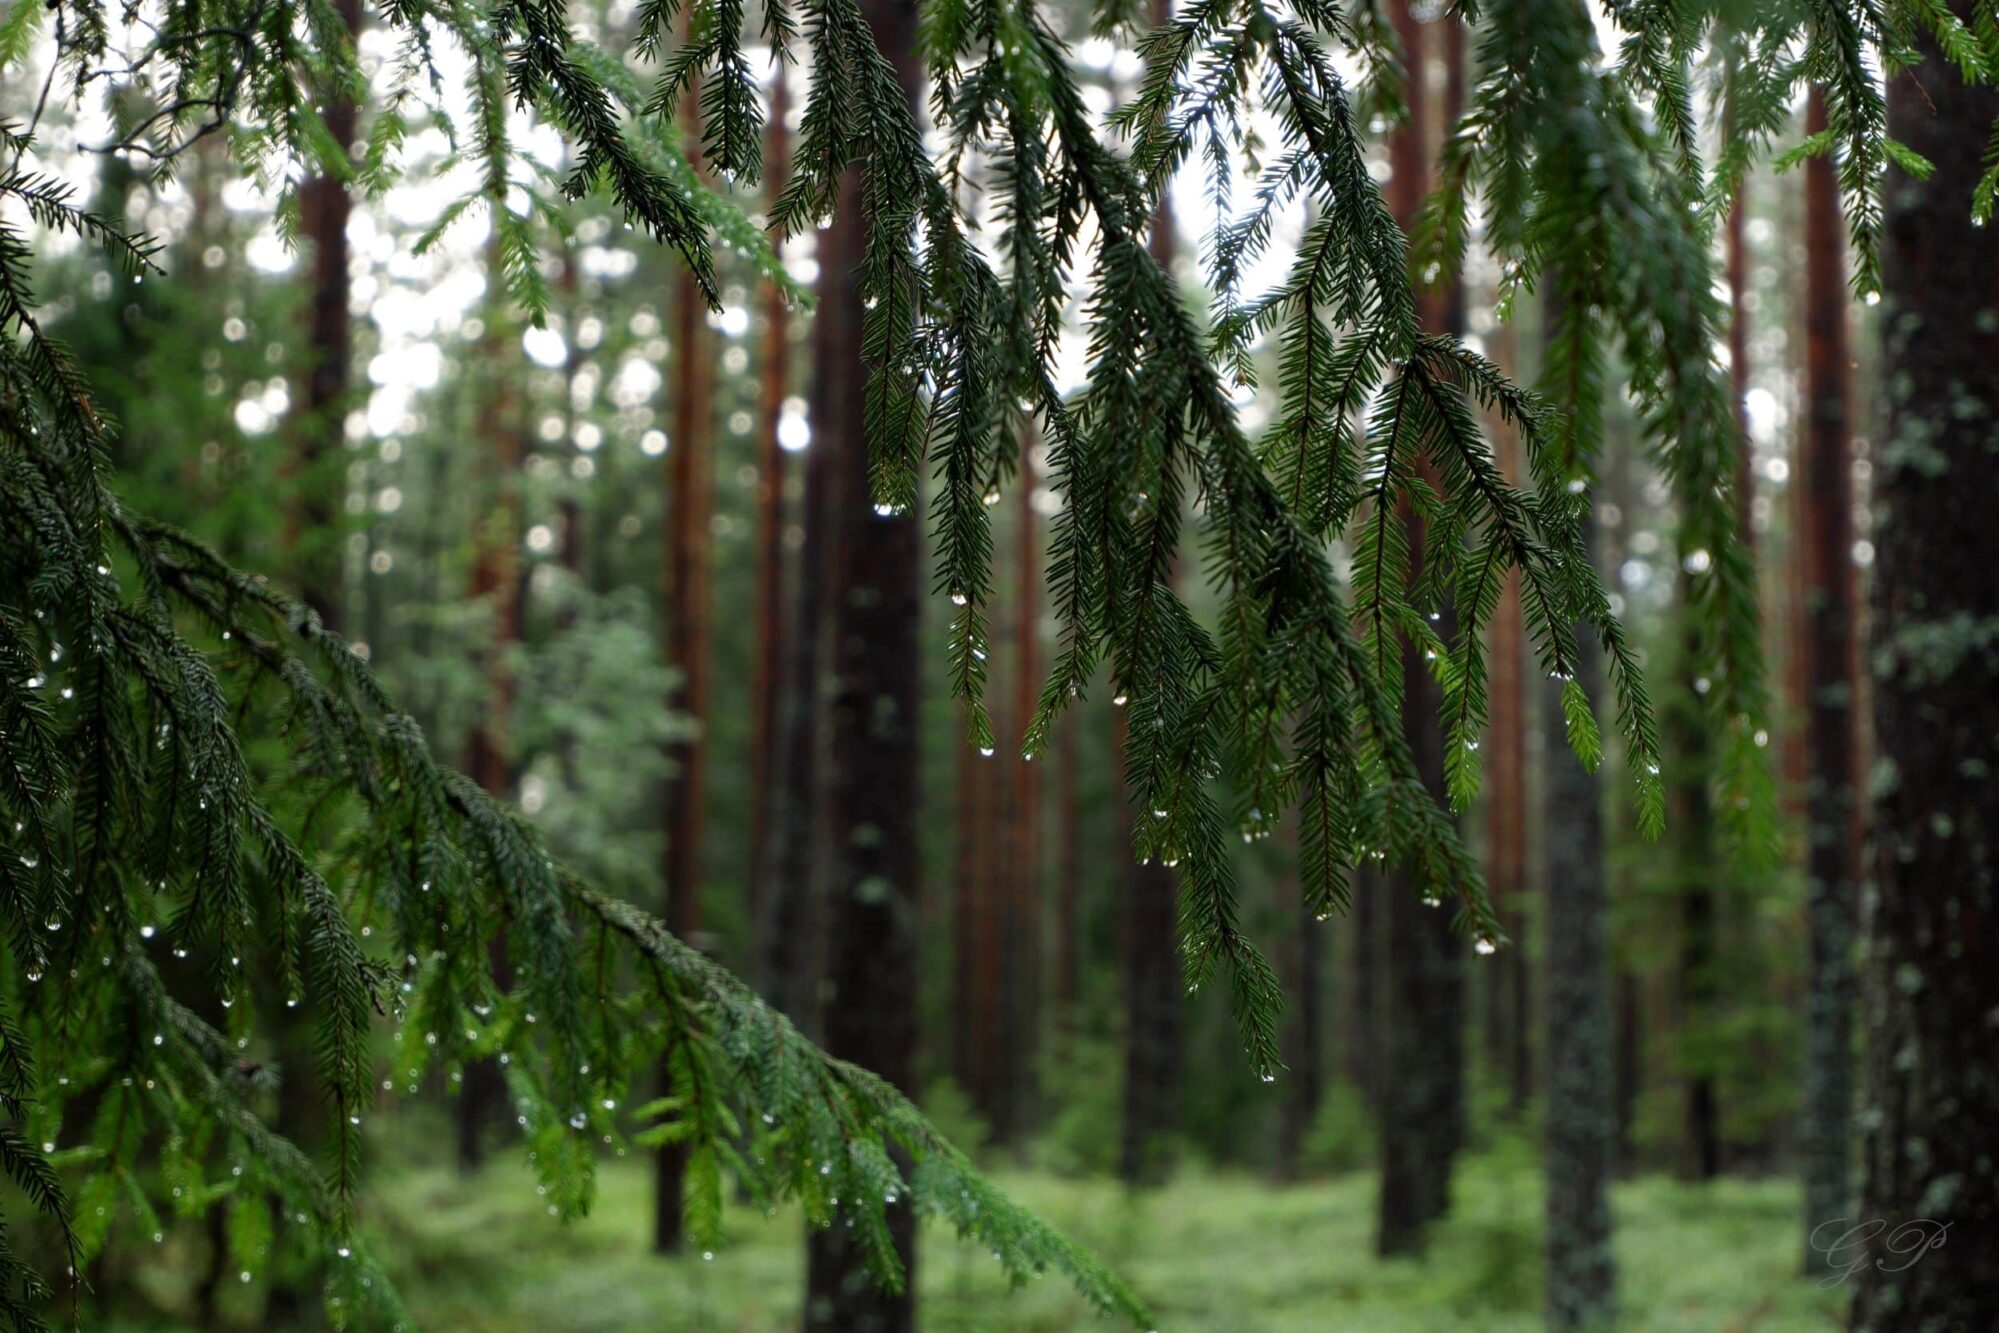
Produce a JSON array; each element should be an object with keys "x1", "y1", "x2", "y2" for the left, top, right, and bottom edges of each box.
[{"x1": 0, "y1": 0, "x2": 1994, "y2": 1328}]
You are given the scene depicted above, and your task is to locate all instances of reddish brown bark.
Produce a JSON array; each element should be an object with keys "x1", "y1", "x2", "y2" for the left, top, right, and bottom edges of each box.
[
  {"x1": 750, "y1": 65, "x2": 793, "y2": 928},
  {"x1": 557, "y1": 252, "x2": 586, "y2": 585},
  {"x1": 283, "y1": 0, "x2": 364, "y2": 629},
  {"x1": 955, "y1": 686, "x2": 1004, "y2": 1121},
  {"x1": 1119, "y1": 88, "x2": 1185, "y2": 1181},
  {"x1": 655, "y1": 67, "x2": 717, "y2": 1255},
  {"x1": 1004, "y1": 436, "x2": 1044, "y2": 1144},
  {"x1": 1486, "y1": 405, "x2": 1531, "y2": 1115},
  {"x1": 1727, "y1": 190, "x2": 1755, "y2": 541},
  {"x1": 1053, "y1": 684, "x2": 1079, "y2": 1016},
  {"x1": 1377, "y1": 2, "x2": 1466, "y2": 1256},
  {"x1": 1276, "y1": 816, "x2": 1323, "y2": 1182},
  {"x1": 457, "y1": 240, "x2": 526, "y2": 1173},
  {"x1": 268, "y1": 9, "x2": 362, "y2": 1317}
]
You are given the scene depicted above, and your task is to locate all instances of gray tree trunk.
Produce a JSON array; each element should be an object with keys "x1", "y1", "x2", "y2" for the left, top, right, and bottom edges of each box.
[
  {"x1": 1851, "y1": 11, "x2": 1999, "y2": 1327},
  {"x1": 801, "y1": 0, "x2": 922, "y2": 1323},
  {"x1": 1544, "y1": 511, "x2": 1616, "y2": 1328},
  {"x1": 1798, "y1": 85, "x2": 1859, "y2": 1278}
]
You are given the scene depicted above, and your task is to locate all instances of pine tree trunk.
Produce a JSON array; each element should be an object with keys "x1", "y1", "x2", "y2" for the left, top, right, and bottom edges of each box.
[
  {"x1": 1797, "y1": 86, "x2": 1859, "y2": 1277},
  {"x1": 1276, "y1": 819, "x2": 1323, "y2": 1182},
  {"x1": 1727, "y1": 191, "x2": 1755, "y2": 543},
  {"x1": 801, "y1": 0, "x2": 922, "y2": 1323},
  {"x1": 1118, "y1": 147, "x2": 1185, "y2": 1188},
  {"x1": 1598, "y1": 439, "x2": 1642, "y2": 1172},
  {"x1": 953, "y1": 699, "x2": 981, "y2": 1091},
  {"x1": 1377, "y1": 0, "x2": 1465, "y2": 1257},
  {"x1": 457, "y1": 240, "x2": 526, "y2": 1174},
  {"x1": 750, "y1": 65, "x2": 792, "y2": 951},
  {"x1": 985, "y1": 519, "x2": 1023, "y2": 1147},
  {"x1": 1054, "y1": 696, "x2": 1079, "y2": 1017},
  {"x1": 756, "y1": 413, "x2": 829, "y2": 1029},
  {"x1": 958, "y1": 677, "x2": 1005, "y2": 1129},
  {"x1": 1671, "y1": 184, "x2": 1757, "y2": 1186},
  {"x1": 1005, "y1": 439, "x2": 1044, "y2": 1145},
  {"x1": 1376, "y1": 570, "x2": 1465, "y2": 1254},
  {"x1": 1851, "y1": 22, "x2": 1999, "y2": 1328},
  {"x1": 655, "y1": 70, "x2": 717, "y2": 1253},
  {"x1": 558, "y1": 251, "x2": 587, "y2": 586},
  {"x1": 756, "y1": 255, "x2": 832, "y2": 1029},
  {"x1": 1486, "y1": 353, "x2": 1532, "y2": 1117},
  {"x1": 1347, "y1": 869, "x2": 1378, "y2": 1107},
  {"x1": 283, "y1": 0, "x2": 362, "y2": 631},
  {"x1": 271, "y1": 11, "x2": 360, "y2": 1294},
  {"x1": 1118, "y1": 700, "x2": 1183, "y2": 1186},
  {"x1": 1672, "y1": 603, "x2": 1722, "y2": 1182},
  {"x1": 1544, "y1": 506, "x2": 1616, "y2": 1328}
]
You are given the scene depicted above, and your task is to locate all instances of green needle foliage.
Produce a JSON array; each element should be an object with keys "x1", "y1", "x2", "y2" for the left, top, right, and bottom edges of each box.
[{"x1": 0, "y1": 0, "x2": 1995, "y2": 1326}]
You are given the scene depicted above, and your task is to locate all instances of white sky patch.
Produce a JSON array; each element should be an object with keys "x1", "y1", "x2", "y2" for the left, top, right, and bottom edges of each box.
[
  {"x1": 611, "y1": 357, "x2": 664, "y2": 409},
  {"x1": 523, "y1": 326, "x2": 569, "y2": 368},
  {"x1": 0, "y1": 0, "x2": 1742, "y2": 505},
  {"x1": 1744, "y1": 386, "x2": 1785, "y2": 445},
  {"x1": 778, "y1": 402, "x2": 812, "y2": 453}
]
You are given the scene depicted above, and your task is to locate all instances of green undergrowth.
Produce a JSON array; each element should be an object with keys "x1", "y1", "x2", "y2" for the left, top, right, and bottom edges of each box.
[{"x1": 92, "y1": 1122, "x2": 1842, "y2": 1331}]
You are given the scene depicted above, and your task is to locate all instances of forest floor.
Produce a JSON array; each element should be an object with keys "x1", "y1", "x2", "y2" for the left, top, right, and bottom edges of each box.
[{"x1": 337, "y1": 1139, "x2": 1841, "y2": 1332}]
